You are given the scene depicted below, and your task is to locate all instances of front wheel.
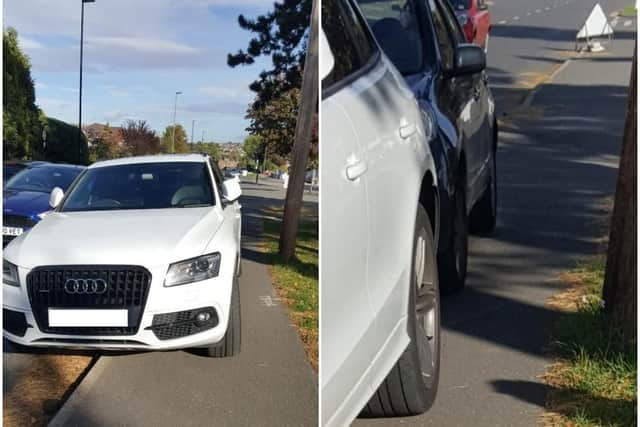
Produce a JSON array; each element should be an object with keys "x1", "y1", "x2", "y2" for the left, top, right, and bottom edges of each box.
[
  {"x1": 439, "y1": 172, "x2": 469, "y2": 294},
  {"x1": 203, "y1": 275, "x2": 241, "y2": 357},
  {"x1": 361, "y1": 205, "x2": 440, "y2": 417}
]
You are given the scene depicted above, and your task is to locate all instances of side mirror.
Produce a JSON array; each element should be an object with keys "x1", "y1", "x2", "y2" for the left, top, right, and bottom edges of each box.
[
  {"x1": 452, "y1": 44, "x2": 486, "y2": 76},
  {"x1": 49, "y1": 187, "x2": 64, "y2": 208},
  {"x1": 222, "y1": 178, "x2": 241, "y2": 203},
  {"x1": 319, "y1": 29, "x2": 335, "y2": 81}
]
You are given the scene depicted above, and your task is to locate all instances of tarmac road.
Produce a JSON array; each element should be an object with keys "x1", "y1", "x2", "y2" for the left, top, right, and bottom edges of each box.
[
  {"x1": 356, "y1": 0, "x2": 635, "y2": 425},
  {"x1": 45, "y1": 178, "x2": 318, "y2": 427}
]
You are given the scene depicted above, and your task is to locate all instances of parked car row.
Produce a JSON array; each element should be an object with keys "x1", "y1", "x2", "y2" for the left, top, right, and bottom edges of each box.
[
  {"x1": 3, "y1": 154, "x2": 244, "y2": 358},
  {"x1": 3, "y1": 162, "x2": 85, "y2": 247},
  {"x1": 321, "y1": 0, "x2": 497, "y2": 425}
]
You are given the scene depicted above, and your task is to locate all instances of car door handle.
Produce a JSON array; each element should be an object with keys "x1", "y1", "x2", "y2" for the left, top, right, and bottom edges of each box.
[
  {"x1": 399, "y1": 121, "x2": 417, "y2": 139},
  {"x1": 345, "y1": 158, "x2": 368, "y2": 181}
]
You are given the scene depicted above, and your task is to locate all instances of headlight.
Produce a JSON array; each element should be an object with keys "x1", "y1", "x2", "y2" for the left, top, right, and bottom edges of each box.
[
  {"x1": 164, "y1": 253, "x2": 221, "y2": 287},
  {"x1": 3, "y1": 260, "x2": 20, "y2": 287}
]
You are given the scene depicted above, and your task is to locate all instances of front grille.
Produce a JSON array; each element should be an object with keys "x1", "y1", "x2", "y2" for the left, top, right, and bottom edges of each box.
[
  {"x1": 33, "y1": 338, "x2": 146, "y2": 346},
  {"x1": 148, "y1": 307, "x2": 218, "y2": 340},
  {"x1": 27, "y1": 265, "x2": 151, "y2": 336},
  {"x1": 4, "y1": 215, "x2": 37, "y2": 228},
  {"x1": 3, "y1": 309, "x2": 30, "y2": 337}
]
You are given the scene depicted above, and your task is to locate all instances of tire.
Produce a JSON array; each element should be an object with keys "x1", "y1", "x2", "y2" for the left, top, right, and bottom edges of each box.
[
  {"x1": 361, "y1": 205, "x2": 441, "y2": 417},
  {"x1": 438, "y1": 171, "x2": 469, "y2": 294},
  {"x1": 204, "y1": 274, "x2": 241, "y2": 357},
  {"x1": 470, "y1": 144, "x2": 497, "y2": 233}
]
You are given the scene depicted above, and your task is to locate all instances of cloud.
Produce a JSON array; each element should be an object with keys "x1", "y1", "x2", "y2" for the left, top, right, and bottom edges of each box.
[
  {"x1": 87, "y1": 36, "x2": 200, "y2": 55},
  {"x1": 19, "y1": 36, "x2": 43, "y2": 49},
  {"x1": 38, "y1": 97, "x2": 73, "y2": 111},
  {"x1": 198, "y1": 85, "x2": 252, "y2": 99},
  {"x1": 182, "y1": 100, "x2": 248, "y2": 115}
]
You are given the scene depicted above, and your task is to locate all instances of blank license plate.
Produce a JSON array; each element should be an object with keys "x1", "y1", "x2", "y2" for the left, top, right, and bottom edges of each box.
[
  {"x1": 3, "y1": 227, "x2": 23, "y2": 236},
  {"x1": 48, "y1": 309, "x2": 128, "y2": 327}
]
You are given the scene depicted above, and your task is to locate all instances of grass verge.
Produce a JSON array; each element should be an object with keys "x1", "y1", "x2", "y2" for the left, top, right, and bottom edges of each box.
[
  {"x1": 261, "y1": 205, "x2": 318, "y2": 371},
  {"x1": 3, "y1": 354, "x2": 95, "y2": 426},
  {"x1": 543, "y1": 257, "x2": 637, "y2": 426}
]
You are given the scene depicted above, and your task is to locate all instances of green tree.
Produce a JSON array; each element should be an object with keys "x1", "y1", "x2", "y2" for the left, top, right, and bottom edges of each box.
[
  {"x1": 3, "y1": 27, "x2": 41, "y2": 160},
  {"x1": 247, "y1": 88, "x2": 300, "y2": 164},
  {"x1": 227, "y1": 0, "x2": 311, "y2": 108},
  {"x1": 42, "y1": 117, "x2": 89, "y2": 165},
  {"x1": 189, "y1": 142, "x2": 221, "y2": 161},
  {"x1": 161, "y1": 124, "x2": 188, "y2": 153},
  {"x1": 243, "y1": 134, "x2": 261, "y2": 160}
]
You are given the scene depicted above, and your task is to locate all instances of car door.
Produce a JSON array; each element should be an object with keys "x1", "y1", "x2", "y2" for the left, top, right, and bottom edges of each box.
[
  {"x1": 353, "y1": 0, "x2": 431, "y2": 367},
  {"x1": 320, "y1": 2, "x2": 380, "y2": 424},
  {"x1": 429, "y1": 0, "x2": 484, "y2": 203}
]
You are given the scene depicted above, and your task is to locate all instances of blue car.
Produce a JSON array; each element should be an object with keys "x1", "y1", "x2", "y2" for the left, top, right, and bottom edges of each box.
[{"x1": 3, "y1": 163, "x2": 85, "y2": 247}]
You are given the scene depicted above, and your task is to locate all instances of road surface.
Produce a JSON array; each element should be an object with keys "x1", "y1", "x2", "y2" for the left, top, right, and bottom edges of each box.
[{"x1": 356, "y1": 0, "x2": 635, "y2": 425}]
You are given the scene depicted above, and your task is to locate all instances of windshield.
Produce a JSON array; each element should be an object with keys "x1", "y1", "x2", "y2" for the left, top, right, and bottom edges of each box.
[
  {"x1": 5, "y1": 166, "x2": 82, "y2": 193},
  {"x1": 449, "y1": 0, "x2": 471, "y2": 11},
  {"x1": 60, "y1": 162, "x2": 215, "y2": 212}
]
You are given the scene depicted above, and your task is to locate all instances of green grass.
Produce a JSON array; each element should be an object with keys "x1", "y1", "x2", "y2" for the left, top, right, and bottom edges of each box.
[
  {"x1": 620, "y1": 6, "x2": 637, "y2": 17},
  {"x1": 546, "y1": 257, "x2": 637, "y2": 427},
  {"x1": 262, "y1": 206, "x2": 318, "y2": 370}
]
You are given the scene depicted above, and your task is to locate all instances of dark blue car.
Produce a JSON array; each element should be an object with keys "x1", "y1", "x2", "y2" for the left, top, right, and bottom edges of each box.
[{"x1": 3, "y1": 163, "x2": 85, "y2": 247}]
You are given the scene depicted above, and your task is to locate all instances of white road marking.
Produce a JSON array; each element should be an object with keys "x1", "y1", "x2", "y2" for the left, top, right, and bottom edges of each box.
[
  {"x1": 536, "y1": 9, "x2": 541, "y2": 13},
  {"x1": 545, "y1": 6, "x2": 550, "y2": 10},
  {"x1": 513, "y1": 16, "x2": 520, "y2": 20},
  {"x1": 624, "y1": 20, "x2": 632, "y2": 27},
  {"x1": 526, "y1": 11, "x2": 531, "y2": 15},
  {"x1": 259, "y1": 295, "x2": 281, "y2": 307},
  {"x1": 499, "y1": 19, "x2": 507, "y2": 24}
]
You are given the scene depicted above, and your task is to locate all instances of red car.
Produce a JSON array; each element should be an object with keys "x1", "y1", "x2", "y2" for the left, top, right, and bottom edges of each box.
[{"x1": 449, "y1": 0, "x2": 491, "y2": 51}]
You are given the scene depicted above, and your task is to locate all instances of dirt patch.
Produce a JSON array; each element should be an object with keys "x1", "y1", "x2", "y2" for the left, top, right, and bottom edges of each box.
[{"x1": 4, "y1": 354, "x2": 95, "y2": 427}]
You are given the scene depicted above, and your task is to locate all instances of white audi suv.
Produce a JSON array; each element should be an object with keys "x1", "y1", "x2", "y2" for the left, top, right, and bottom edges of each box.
[
  {"x1": 321, "y1": 0, "x2": 442, "y2": 425},
  {"x1": 3, "y1": 154, "x2": 242, "y2": 357}
]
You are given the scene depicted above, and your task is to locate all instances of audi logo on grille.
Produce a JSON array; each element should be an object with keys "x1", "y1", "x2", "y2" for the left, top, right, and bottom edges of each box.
[{"x1": 63, "y1": 278, "x2": 109, "y2": 294}]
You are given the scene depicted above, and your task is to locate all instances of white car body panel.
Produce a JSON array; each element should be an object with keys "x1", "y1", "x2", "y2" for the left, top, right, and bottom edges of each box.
[
  {"x1": 3, "y1": 154, "x2": 241, "y2": 351},
  {"x1": 321, "y1": 18, "x2": 438, "y2": 427}
]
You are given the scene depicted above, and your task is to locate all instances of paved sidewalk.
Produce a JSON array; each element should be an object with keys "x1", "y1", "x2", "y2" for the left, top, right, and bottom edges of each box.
[{"x1": 357, "y1": 21, "x2": 635, "y2": 427}]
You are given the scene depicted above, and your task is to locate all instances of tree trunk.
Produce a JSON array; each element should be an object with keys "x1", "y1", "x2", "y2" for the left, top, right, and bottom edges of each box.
[
  {"x1": 602, "y1": 44, "x2": 636, "y2": 345},
  {"x1": 279, "y1": 0, "x2": 319, "y2": 261}
]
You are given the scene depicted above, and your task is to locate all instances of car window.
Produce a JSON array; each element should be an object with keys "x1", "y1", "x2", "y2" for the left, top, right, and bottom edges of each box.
[
  {"x1": 61, "y1": 162, "x2": 215, "y2": 212},
  {"x1": 5, "y1": 166, "x2": 82, "y2": 193},
  {"x1": 449, "y1": 0, "x2": 470, "y2": 11},
  {"x1": 357, "y1": 0, "x2": 424, "y2": 75},
  {"x1": 322, "y1": 0, "x2": 377, "y2": 89},
  {"x1": 429, "y1": 0, "x2": 455, "y2": 71},
  {"x1": 437, "y1": 0, "x2": 466, "y2": 44},
  {"x1": 209, "y1": 158, "x2": 225, "y2": 201}
]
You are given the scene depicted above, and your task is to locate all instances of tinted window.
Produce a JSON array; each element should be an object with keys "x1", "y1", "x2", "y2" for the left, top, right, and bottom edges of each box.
[
  {"x1": 61, "y1": 162, "x2": 214, "y2": 212},
  {"x1": 5, "y1": 166, "x2": 82, "y2": 193},
  {"x1": 322, "y1": 0, "x2": 376, "y2": 88},
  {"x1": 3, "y1": 164, "x2": 28, "y2": 183},
  {"x1": 438, "y1": 0, "x2": 466, "y2": 44},
  {"x1": 357, "y1": 0, "x2": 424, "y2": 75},
  {"x1": 429, "y1": 0, "x2": 455, "y2": 70}
]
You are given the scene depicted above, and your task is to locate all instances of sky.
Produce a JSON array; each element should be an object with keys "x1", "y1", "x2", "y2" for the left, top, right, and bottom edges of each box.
[{"x1": 3, "y1": 0, "x2": 275, "y2": 142}]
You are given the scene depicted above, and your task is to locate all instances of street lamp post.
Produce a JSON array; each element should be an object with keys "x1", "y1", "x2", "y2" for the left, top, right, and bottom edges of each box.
[
  {"x1": 201, "y1": 130, "x2": 205, "y2": 143},
  {"x1": 171, "y1": 91, "x2": 182, "y2": 153},
  {"x1": 79, "y1": 0, "x2": 94, "y2": 162},
  {"x1": 191, "y1": 119, "x2": 196, "y2": 145}
]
